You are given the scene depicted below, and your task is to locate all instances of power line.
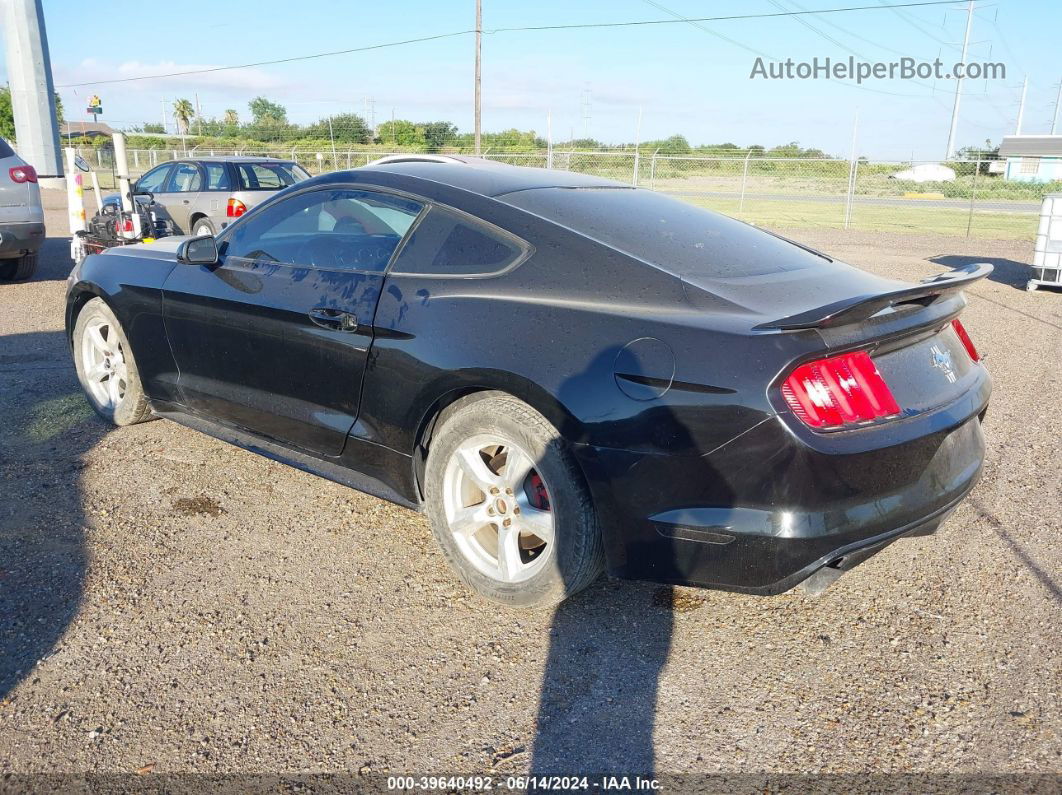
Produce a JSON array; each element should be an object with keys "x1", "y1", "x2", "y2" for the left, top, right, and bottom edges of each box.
[
  {"x1": 638, "y1": 0, "x2": 773, "y2": 58},
  {"x1": 56, "y1": 1, "x2": 982, "y2": 88}
]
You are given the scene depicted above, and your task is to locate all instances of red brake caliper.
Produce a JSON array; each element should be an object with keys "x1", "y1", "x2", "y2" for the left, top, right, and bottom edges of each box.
[{"x1": 528, "y1": 473, "x2": 550, "y2": 511}]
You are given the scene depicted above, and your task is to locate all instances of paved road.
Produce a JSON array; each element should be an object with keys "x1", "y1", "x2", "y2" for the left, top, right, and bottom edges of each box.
[{"x1": 0, "y1": 192, "x2": 1058, "y2": 780}]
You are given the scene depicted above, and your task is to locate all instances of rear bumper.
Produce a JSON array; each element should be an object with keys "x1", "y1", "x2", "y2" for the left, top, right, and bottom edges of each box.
[
  {"x1": 574, "y1": 379, "x2": 989, "y2": 594},
  {"x1": 0, "y1": 221, "x2": 45, "y2": 256}
]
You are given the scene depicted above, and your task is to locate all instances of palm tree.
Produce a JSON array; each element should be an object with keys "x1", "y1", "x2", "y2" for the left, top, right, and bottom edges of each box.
[
  {"x1": 172, "y1": 98, "x2": 194, "y2": 136},
  {"x1": 223, "y1": 109, "x2": 239, "y2": 126}
]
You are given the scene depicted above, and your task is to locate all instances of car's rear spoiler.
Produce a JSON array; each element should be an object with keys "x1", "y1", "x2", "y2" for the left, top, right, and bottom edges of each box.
[{"x1": 754, "y1": 262, "x2": 993, "y2": 331}]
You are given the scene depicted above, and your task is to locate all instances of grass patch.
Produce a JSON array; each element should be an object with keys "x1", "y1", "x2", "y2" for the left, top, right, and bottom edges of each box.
[
  {"x1": 683, "y1": 197, "x2": 1038, "y2": 240},
  {"x1": 24, "y1": 394, "x2": 94, "y2": 443}
]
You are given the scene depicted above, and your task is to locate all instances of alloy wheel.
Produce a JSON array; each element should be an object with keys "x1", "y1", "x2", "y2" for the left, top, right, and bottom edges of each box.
[
  {"x1": 81, "y1": 319, "x2": 128, "y2": 409},
  {"x1": 441, "y1": 434, "x2": 555, "y2": 584}
]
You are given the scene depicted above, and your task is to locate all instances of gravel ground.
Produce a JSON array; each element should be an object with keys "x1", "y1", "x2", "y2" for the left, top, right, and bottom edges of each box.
[{"x1": 0, "y1": 191, "x2": 1059, "y2": 781}]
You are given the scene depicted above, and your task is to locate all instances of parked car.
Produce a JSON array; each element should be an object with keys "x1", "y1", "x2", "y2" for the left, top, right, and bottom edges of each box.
[
  {"x1": 66, "y1": 157, "x2": 992, "y2": 607},
  {"x1": 104, "y1": 156, "x2": 310, "y2": 236},
  {"x1": 0, "y1": 136, "x2": 45, "y2": 281}
]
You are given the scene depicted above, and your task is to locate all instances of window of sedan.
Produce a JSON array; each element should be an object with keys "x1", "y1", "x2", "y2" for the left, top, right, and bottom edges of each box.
[
  {"x1": 134, "y1": 164, "x2": 173, "y2": 194},
  {"x1": 202, "y1": 162, "x2": 233, "y2": 191},
  {"x1": 222, "y1": 188, "x2": 423, "y2": 272},
  {"x1": 167, "y1": 162, "x2": 202, "y2": 193},
  {"x1": 389, "y1": 205, "x2": 528, "y2": 277}
]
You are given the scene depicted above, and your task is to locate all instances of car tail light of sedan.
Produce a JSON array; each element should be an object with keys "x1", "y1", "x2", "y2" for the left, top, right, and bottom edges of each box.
[
  {"x1": 951, "y1": 318, "x2": 980, "y2": 362},
  {"x1": 227, "y1": 198, "x2": 247, "y2": 217},
  {"x1": 9, "y1": 165, "x2": 37, "y2": 183},
  {"x1": 781, "y1": 351, "x2": 901, "y2": 430}
]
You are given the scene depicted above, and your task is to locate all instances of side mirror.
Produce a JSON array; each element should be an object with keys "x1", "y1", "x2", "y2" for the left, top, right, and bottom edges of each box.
[
  {"x1": 133, "y1": 190, "x2": 154, "y2": 202},
  {"x1": 176, "y1": 235, "x2": 218, "y2": 266}
]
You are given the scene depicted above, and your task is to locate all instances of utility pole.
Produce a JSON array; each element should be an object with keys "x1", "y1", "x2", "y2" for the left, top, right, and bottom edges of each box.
[
  {"x1": 195, "y1": 92, "x2": 202, "y2": 136},
  {"x1": 474, "y1": 0, "x2": 482, "y2": 155},
  {"x1": 1051, "y1": 80, "x2": 1062, "y2": 135},
  {"x1": 944, "y1": 0, "x2": 974, "y2": 160},
  {"x1": 161, "y1": 97, "x2": 168, "y2": 134},
  {"x1": 1015, "y1": 76, "x2": 1028, "y2": 134},
  {"x1": 2, "y1": 0, "x2": 64, "y2": 187}
]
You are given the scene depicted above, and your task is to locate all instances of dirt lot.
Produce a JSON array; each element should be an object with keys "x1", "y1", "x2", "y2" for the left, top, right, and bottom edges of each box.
[{"x1": 0, "y1": 190, "x2": 1059, "y2": 781}]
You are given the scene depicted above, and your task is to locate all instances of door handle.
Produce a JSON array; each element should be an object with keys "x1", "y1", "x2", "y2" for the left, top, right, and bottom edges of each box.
[{"x1": 309, "y1": 307, "x2": 358, "y2": 332}]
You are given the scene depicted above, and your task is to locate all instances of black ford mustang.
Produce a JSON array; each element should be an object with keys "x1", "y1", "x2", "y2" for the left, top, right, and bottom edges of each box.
[{"x1": 66, "y1": 156, "x2": 992, "y2": 607}]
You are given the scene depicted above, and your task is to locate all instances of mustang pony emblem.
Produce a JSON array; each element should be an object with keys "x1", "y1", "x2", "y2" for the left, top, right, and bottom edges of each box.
[{"x1": 931, "y1": 344, "x2": 956, "y2": 383}]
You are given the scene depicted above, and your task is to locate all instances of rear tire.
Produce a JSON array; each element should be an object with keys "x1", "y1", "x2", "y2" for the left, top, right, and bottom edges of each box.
[
  {"x1": 424, "y1": 393, "x2": 604, "y2": 608},
  {"x1": 72, "y1": 298, "x2": 154, "y2": 426},
  {"x1": 192, "y1": 218, "x2": 216, "y2": 237},
  {"x1": 0, "y1": 252, "x2": 38, "y2": 281}
]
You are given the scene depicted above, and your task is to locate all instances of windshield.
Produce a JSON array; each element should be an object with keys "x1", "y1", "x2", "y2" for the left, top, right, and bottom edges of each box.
[
  {"x1": 500, "y1": 187, "x2": 830, "y2": 279},
  {"x1": 235, "y1": 162, "x2": 310, "y2": 191}
]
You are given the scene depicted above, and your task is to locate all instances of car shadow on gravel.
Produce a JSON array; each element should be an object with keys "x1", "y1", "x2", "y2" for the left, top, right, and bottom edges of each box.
[
  {"x1": 530, "y1": 348, "x2": 732, "y2": 776},
  {"x1": 927, "y1": 254, "x2": 1033, "y2": 291},
  {"x1": 0, "y1": 330, "x2": 100, "y2": 700},
  {"x1": 32, "y1": 235, "x2": 75, "y2": 282}
]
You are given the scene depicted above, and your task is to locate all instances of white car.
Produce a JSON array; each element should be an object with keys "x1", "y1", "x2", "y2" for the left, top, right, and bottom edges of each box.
[
  {"x1": 0, "y1": 136, "x2": 45, "y2": 281},
  {"x1": 890, "y1": 163, "x2": 957, "y2": 183}
]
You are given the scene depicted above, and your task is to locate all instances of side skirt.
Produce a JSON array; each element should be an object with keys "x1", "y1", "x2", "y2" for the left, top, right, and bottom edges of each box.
[{"x1": 152, "y1": 405, "x2": 421, "y2": 512}]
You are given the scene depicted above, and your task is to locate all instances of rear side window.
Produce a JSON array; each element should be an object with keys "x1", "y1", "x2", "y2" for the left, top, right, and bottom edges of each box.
[
  {"x1": 0, "y1": 138, "x2": 14, "y2": 158},
  {"x1": 390, "y1": 206, "x2": 526, "y2": 276},
  {"x1": 235, "y1": 162, "x2": 308, "y2": 190},
  {"x1": 500, "y1": 187, "x2": 829, "y2": 278},
  {"x1": 203, "y1": 162, "x2": 233, "y2": 191}
]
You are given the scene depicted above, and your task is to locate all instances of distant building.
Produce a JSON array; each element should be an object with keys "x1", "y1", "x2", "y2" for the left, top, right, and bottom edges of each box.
[
  {"x1": 998, "y1": 135, "x2": 1062, "y2": 183},
  {"x1": 59, "y1": 121, "x2": 116, "y2": 140}
]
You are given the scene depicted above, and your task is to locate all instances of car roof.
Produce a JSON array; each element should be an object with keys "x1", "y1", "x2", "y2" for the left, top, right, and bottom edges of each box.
[
  {"x1": 356, "y1": 156, "x2": 629, "y2": 198},
  {"x1": 188, "y1": 156, "x2": 296, "y2": 164}
]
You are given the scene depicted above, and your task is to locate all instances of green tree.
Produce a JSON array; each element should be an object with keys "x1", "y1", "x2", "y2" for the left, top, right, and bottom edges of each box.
[
  {"x1": 223, "y1": 109, "x2": 239, "y2": 126},
  {"x1": 142, "y1": 122, "x2": 165, "y2": 134},
  {"x1": 305, "y1": 113, "x2": 371, "y2": 144},
  {"x1": 375, "y1": 119, "x2": 426, "y2": 148},
  {"x1": 421, "y1": 121, "x2": 458, "y2": 151},
  {"x1": 0, "y1": 84, "x2": 64, "y2": 141},
  {"x1": 172, "y1": 98, "x2": 194, "y2": 135},
  {"x1": 248, "y1": 96, "x2": 287, "y2": 125}
]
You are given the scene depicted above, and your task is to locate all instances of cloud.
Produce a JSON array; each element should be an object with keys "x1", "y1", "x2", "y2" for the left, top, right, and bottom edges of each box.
[{"x1": 56, "y1": 58, "x2": 288, "y2": 93}]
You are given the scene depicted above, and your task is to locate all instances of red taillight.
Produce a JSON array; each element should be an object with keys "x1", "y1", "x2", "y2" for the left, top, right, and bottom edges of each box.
[
  {"x1": 951, "y1": 318, "x2": 980, "y2": 362},
  {"x1": 9, "y1": 165, "x2": 37, "y2": 183},
  {"x1": 227, "y1": 198, "x2": 247, "y2": 217},
  {"x1": 781, "y1": 351, "x2": 901, "y2": 430}
]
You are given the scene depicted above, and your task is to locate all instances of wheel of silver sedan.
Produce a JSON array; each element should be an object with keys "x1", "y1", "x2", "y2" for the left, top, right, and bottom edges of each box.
[
  {"x1": 442, "y1": 434, "x2": 555, "y2": 584},
  {"x1": 80, "y1": 318, "x2": 129, "y2": 409}
]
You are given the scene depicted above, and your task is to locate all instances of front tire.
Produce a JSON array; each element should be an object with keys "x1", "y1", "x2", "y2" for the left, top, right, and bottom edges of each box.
[
  {"x1": 424, "y1": 394, "x2": 604, "y2": 608},
  {"x1": 73, "y1": 298, "x2": 154, "y2": 426}
]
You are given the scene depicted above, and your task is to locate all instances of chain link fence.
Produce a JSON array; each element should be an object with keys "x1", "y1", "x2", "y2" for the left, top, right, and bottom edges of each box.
[{"x1": 74, "y1": 145, "x2": 1045, "y2": 241}]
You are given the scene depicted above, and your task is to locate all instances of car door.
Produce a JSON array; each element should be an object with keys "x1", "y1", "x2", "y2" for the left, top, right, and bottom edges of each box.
[
  {"x1": 161, "y1": 185, "x2": 424, "y2": 456},
  {"x1": 156, "y1": 161, "x2": 203, "y2": 233},
  {"x1": 129, "y1": 162, "x2": 173, "y2": 215}
]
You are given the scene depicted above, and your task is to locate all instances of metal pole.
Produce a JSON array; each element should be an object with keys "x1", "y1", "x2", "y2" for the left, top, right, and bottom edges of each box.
[
  {"x1": 632, "y1": 107, "x2": 642, "y2": 186},
  {"x1": 966, "y1": 157, "x2": 980, "y2": 238},
  {"x1": 739, "y1": 150, "x2": 752, "y2": 213},
  {"x1": 649, "y1": 149, "x2": 659, "y2": 189},
  {"x1": 944, "y1": 0, "x2": 974, "y2": 160},
  {"x1": 546, "y1": 109, "x2": 553, "y2": 169},
  {"x1": 1052, "y1": 80, "x2": 1062, "y2": 135},
  {"x1": 328, "y1": 116, "x2": 337, "y2": 168},
  {"x1": 844, "y1": 113, "x2": 859, "y2": 229},
  {"x1": 1015, "y1": 76, "x2": 1028, "y2": 134},
  {"x1": 2, "y1": 0, "x2": 64, "y2": 187},
  {"x1": 474, "y1": 0, "x2": 482, "y2": 155}
]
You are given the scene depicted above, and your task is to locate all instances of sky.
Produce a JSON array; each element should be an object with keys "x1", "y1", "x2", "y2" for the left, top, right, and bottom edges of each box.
[{"x1": 3, "y1": 0, "x2": 1059, "y2": 160}]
